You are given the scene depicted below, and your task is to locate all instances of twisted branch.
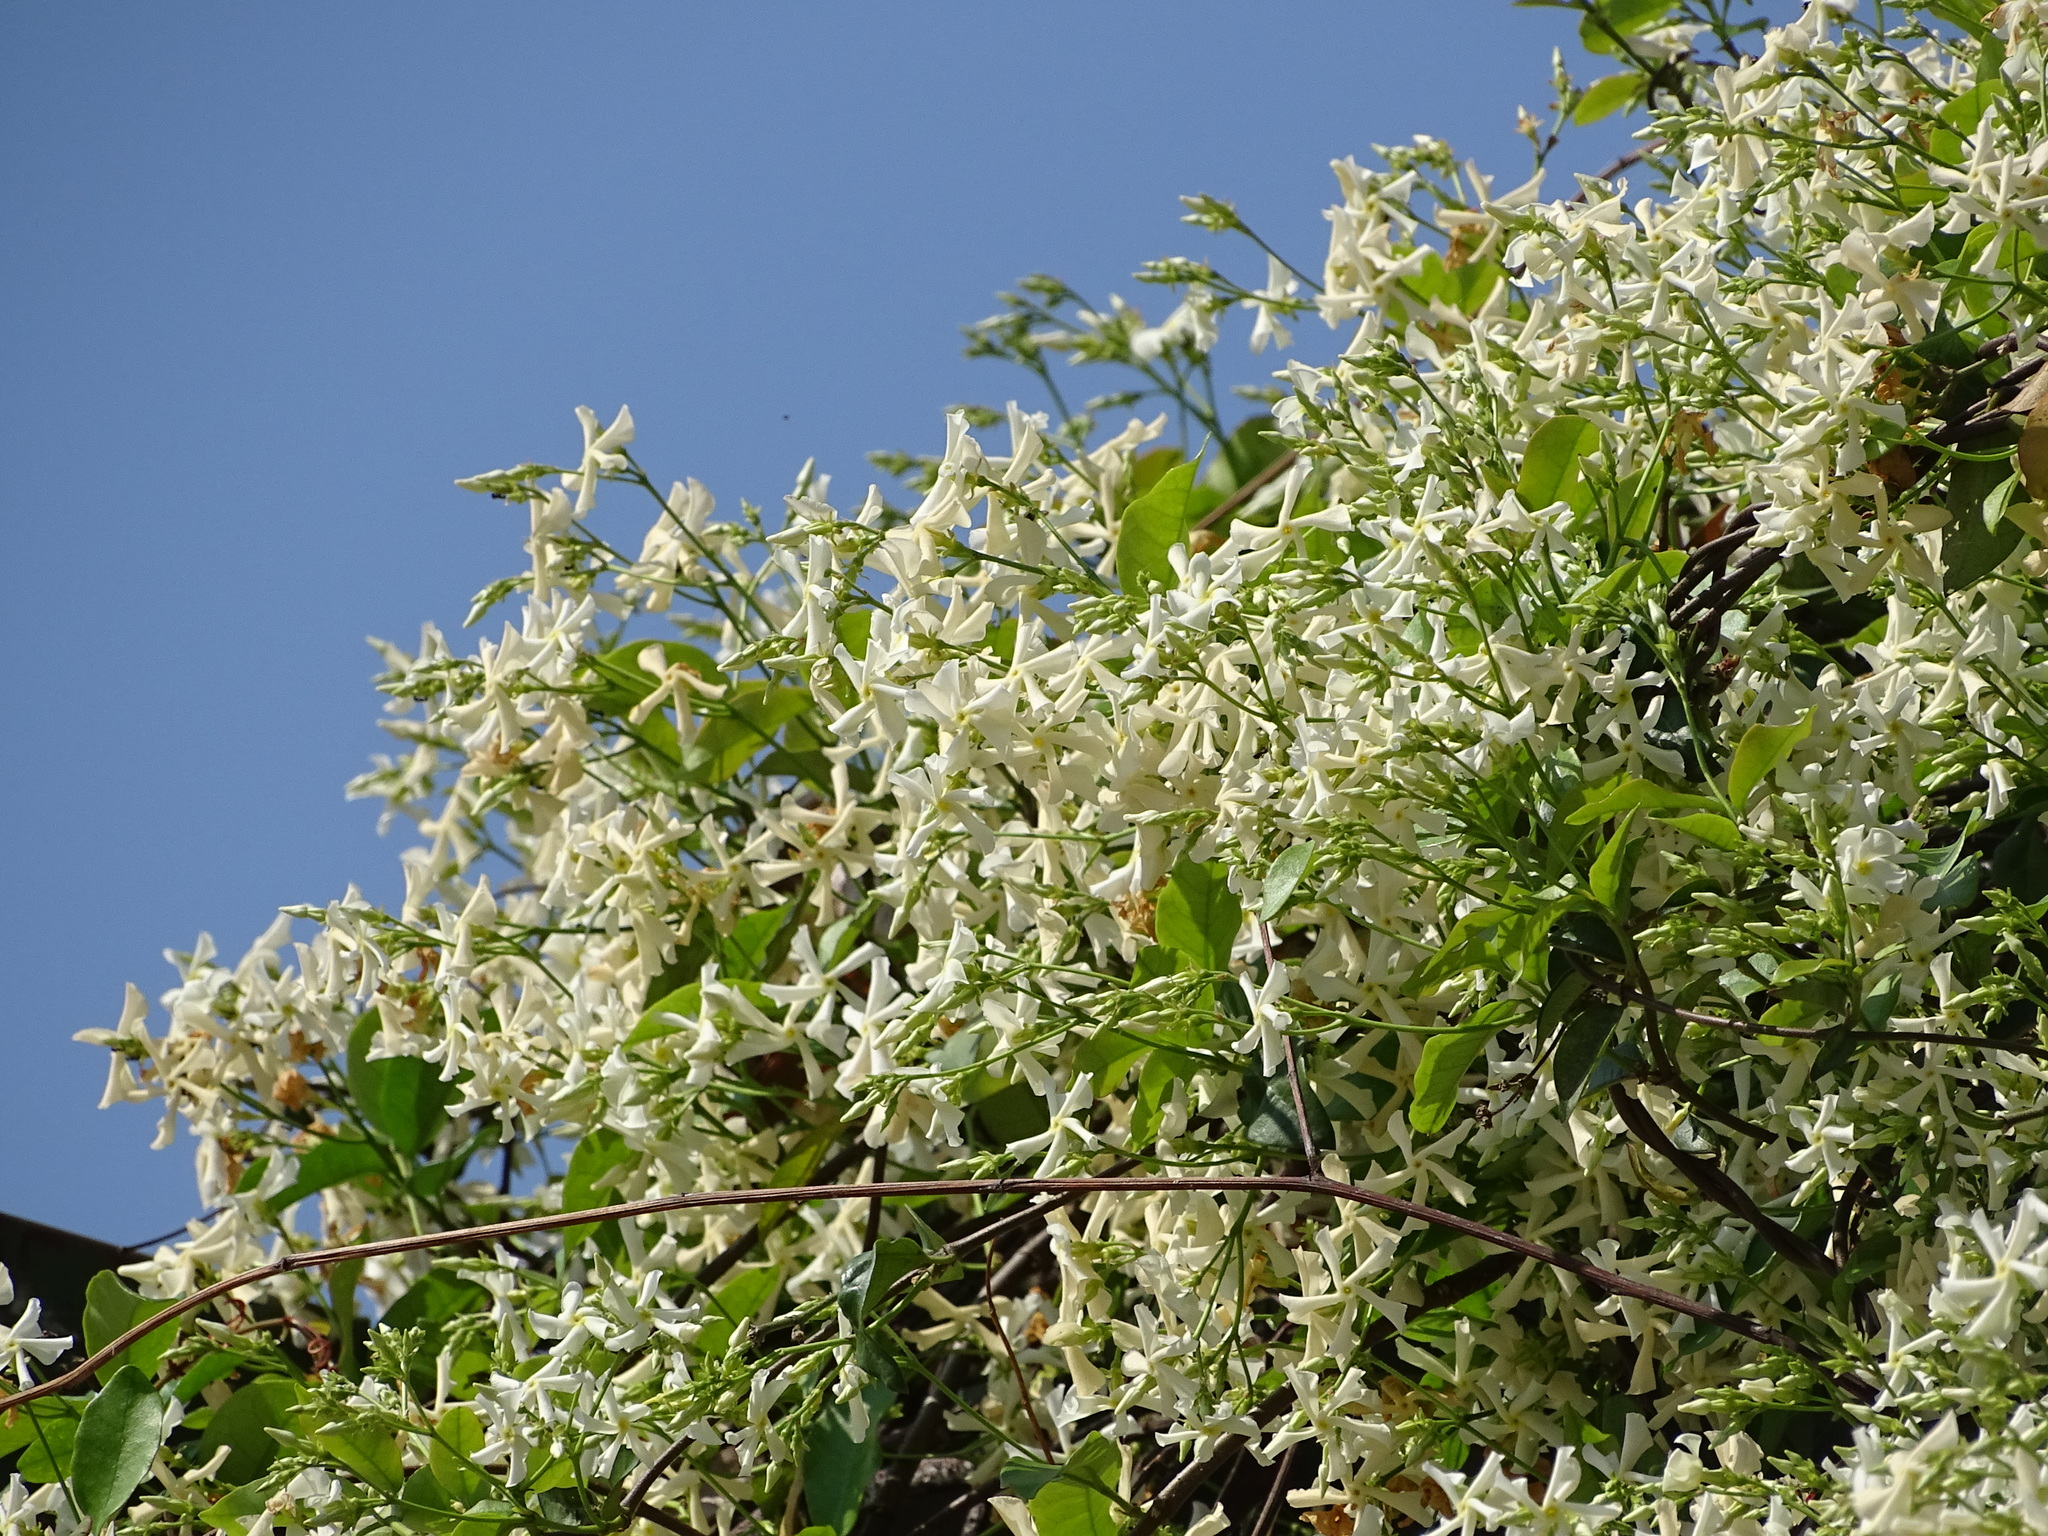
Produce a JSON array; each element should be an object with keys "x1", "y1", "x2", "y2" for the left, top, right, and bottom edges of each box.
[{"x1": 1, "y1": 1169, "x2": 1871, "y2": 1413}]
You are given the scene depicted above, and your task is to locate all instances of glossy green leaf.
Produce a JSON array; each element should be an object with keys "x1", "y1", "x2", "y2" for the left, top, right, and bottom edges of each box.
[
  {"x1": 1029, "y1": 1433, "x2": 1120, "y2": 1536},
  {"x1": 196, "y1": 1377, "x2": 300, "y2": 1485},
  {"x1": 1580, "y1": 0, "x2": 1677, "y2": 54},
  {"x1": 1566, "y1": 776, "x2": 1721, "y2": 824},
  {"x1": 1574, "y1": 72, "x2": 1644, "y2": 124},
  {"x1": 802, "y1": 1379, "x2": 899, "y2": 1535},
  {"x1": 427, "y1": 1405, "x2": 489, "y2": 1503},
  {"x1": 1154, "y1": 858, "x2": 1243, "y2": 971},
  {"x1": 1259, "y1": 842, "x2": 1316, "y2": 921},
  {"x1": 1075, "y1": 1027, "x2": 1150, "y2": 1091},
  {"x1": 838, "y1": 1237, "x2": 926, "y2": 1323},
  {"x1": 82, "y1": 1270, "x2": 178, "y2": 1386},
  {"x1": 560, "y1": 1128, "x2": 635, "y2": 1251},
  {"x1": 1862, "y1": 969, "x2": 1904, "y2": 1029},
  {"x1": 687, "y1": 686, "x2": 815, "y2": 784},
  {"x1": 1728, "y1": 709, "x2": 1813, "y2": 807},
  {"x1": 265, "y1": 1134, "x2": 388, "y2": 1213},
  {"x1": 1515, "y1": 415, "x2": 1599, "y2": 510},
  {"x1": 4, "y1": 1399, "x2": 82, "y2": 1483},
  {"x1": 1116, "y1": 458, "x2": 1200, "y2": 592},
  {"x1": 72, "y1": 1366, "x2": 162, "y2": 1529},
  {"x1": 315, "y1": 1424, "x2": 405, "y2": 1495},
  {"x1": 348, "y1": 1016, "x2": 455, "y2": 1157},
  {"x1": 1945, "y1": 465, "x2": 2024, "y2": 590},
  {"x1": 1588, "y1": 810, "x2": 1640, "y2": 912},
  {"x1": 1412, "y1": 1029, "x2": 1490, "y2": 1136},
  {"x1": 1659, "y1": 812, "x2": 1745, "y2": 851},
  {"x1": 200, "y1": 1483, "x2": 270, "y2": 1536}
]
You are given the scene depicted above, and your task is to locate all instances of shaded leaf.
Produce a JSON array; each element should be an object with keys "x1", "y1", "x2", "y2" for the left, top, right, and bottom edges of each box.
[
  {"x1": 801, "y1": 1378, "x2": 899, "y2": 1535},
  {"x1": 838, "y1": 1238, "x2": 926, "y2": 1324},
  {"x1": 1552, "y1": 1003, "x2": 1624, "y2": 1105},
  {"x1": 195, "y1": 1377, "x2": 300, "y2": 1485}
]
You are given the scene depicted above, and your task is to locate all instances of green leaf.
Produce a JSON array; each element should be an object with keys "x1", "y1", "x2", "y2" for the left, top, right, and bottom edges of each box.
[
  {"x1": 315, "y1": 1424, "x2": 405, "y2": 1495},
  {"x1": 1154, "y1": 859, "x2": 1243, "y2": 971},
  {"x1": 560, "y1": 1128, "x2": 636, "y2": 1252},
  {"x1": 1862, "y1": 969, "x2": 1904, "y2": 1029},
  {"x1": 1411, "y1": 1029, "x2": 1490, "y2": 1136},
  {"x1": 696, "y1": 1266, "x2": 780, "y2": 1359},
  {"x1": 722, "y1": 901, "x2": 799, "y2": 979},
  {"x1": 1130, "y1": 944, "x2": 1189, "y2": 985},
  {"x1": 688, "y1": 686, "x2": 816, "y2": 784},
  {"x1": 999, "y1": 1460, "x2": 1063, "y2": 1498},
  {"x1": 1130, "y1": 1037, "x2": 1200, "y2": 1148},
  {"x1": 82, "y1": 1271, "x2": 178, "y2": 1386},
  {"x1": 6, "y1": 1399, "x2": 82, "y2": 1484},
  {"x1": 1565, "y1": 776, "x2": 1721, "y2": 825},
  {"x1": 265, "y1": 1134, "x2": 389, "y2": 1214},
  {"x1": 1945, "y1": 465, "x2": 2025, "y2": 590},
  {"x1": 382, "y1": 1269, "x2": 492, "y2": 1334},
  {"x1": 1028, "y1": 1433, "x2": 1120, "y2": 1536},
  {"x1": 1075, "y1": 1028, "x2": 1150, "y2": 1092},
  {"x1": 1574, "y1": 72, "x2": 1644, "y2": 124},
  {"x1": 1579, "y1": 0, "x2": 1676, "y2": 53},
  {"x1": 1549, "y1": 910, "x2": 1626, "y2": 966},
  {"x1": 1259, "y1": 842, "x2": 1317, "y2": 922},
  {"x1": 1515, "y1": 415, "x2": 1599, "y2": 510},
  {"x1": 197, "y1": 1378, "x2": 300, "y2": 1485},
  {"x1": 802, "y1": 1379, "x2": 899, "y2": 1535},
  {"x1": 1727, "y1": 710, "x2": 1813, "y2": 807},
  {"x1": 1237, "y1": 1066, "x2": 1335, "y2": 1152},
  {"x1": 1588, "y1": 810, "x2": 1640, "y2": 912},
  {"x1": 1552, "y1": 1003, "x2": 1624, "y2": 1104},
  {"x1": 200, "y1": 1483, "x2": 271, "y2": 1536},
  {"x1": 348, "y1": 1016, "x2": 455, "y2": 1158},
  {"x1": 1659, "y1": 812, "x2": 1745, "y2": 851},
  {"x1": 1116, "y1": 458, "x2": 1201, "y2": 592},
  {"x1": 838, "y1": 1238, "x2": 926, "y2": 1324},
  {"x1": 427, "y1": 1405, "x2": 489, "y2": 1503},
  {"x1": 72, "y1": 1367, "x2": 163, "y2": 1530}
]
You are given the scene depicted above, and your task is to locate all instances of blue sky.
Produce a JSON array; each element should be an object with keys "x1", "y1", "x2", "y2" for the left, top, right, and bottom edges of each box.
[{"x1": 0, "y1": 2, "x2": 1638, "y2": 1242}]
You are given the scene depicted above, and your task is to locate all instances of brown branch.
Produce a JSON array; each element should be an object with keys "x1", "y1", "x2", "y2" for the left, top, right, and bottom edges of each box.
[
  {"x1": 984, "y1": 1245, "x2": 1055, "y2": 1459},
  {"x1": 0, "y1": 1170, "x2": 1870, "y2": 1412},
  {"x1": 1610, "y1": 1085, "x2": 1836, "y2": 1279},
  {"x1": 1613, "y1": 984, "x2": 2048, "y2": 1061},
  {"x1": 1192, "y1": 452, "x2": 1299, "y2": 533}
]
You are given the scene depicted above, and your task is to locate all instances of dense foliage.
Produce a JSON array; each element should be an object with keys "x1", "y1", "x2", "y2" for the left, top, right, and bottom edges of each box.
[{"x1": 13, "y1": 1, "x2": 2048, "y2": 1532}]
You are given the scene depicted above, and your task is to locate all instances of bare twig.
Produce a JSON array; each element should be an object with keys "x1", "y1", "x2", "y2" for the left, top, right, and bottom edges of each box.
[
  {"x1": 0, "y1": 1169, "x2": 1870, "y2": 1412},
  {"x1": 984, "y1": 1245, "x2": 1055, "y2": 1459},
  {"x1": 1610, "y1": 1085, "x2": 1836, "y2": 1279},
  {"x1": 1611, "y1": 983, "x2": 2048, "y2": 1061},
  {"x1": 1192, "y1": 452, "x2": 1299, "y2": 533}
]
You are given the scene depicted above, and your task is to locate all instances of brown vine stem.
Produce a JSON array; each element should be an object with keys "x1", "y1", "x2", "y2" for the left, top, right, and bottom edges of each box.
[
  {"x1": 1191, "y1": 451, "x2": 1298, "y2": 533},
  {"x1": 0, "y1": 1171, "x2": 1872, "y2": 1412},
  {"x1": 1612, "y1": 983, "x2": 2048, "y2": 1061}
]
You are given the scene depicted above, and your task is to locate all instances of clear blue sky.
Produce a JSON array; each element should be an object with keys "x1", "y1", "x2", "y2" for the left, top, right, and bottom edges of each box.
[{"x1": 0, "y1": 2, "x2": 1637, "y2": 1243}]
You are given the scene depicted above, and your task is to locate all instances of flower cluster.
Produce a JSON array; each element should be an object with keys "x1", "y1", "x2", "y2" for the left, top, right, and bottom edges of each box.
[{"x1": 24, "y1": 3, "x2": 2048, "y2": 1535}]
